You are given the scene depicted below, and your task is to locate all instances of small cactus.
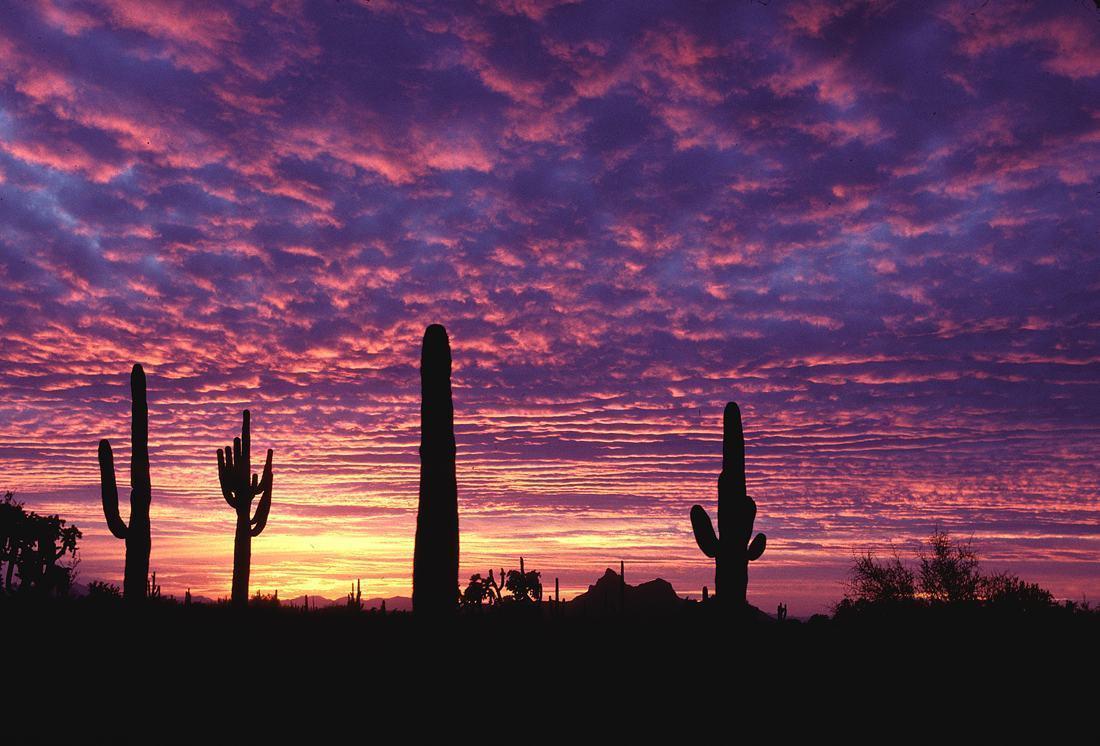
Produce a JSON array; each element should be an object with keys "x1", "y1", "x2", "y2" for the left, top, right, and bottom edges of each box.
[
  {"x1": 690, "y1": 402, "x2": 766, "y2": 609},
  {"x1": 347, "y1": 578, "x2": 362, "y2": 610},
  {"x1": 216, "y1": 410, "x2": 274, "y2": 608},
  {"x1": 98, "y1": 364, "x2": 152, "y2": 601}
]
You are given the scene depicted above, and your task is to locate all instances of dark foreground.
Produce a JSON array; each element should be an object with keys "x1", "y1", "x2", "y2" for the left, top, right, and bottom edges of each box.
[{"x1": 5, "y1": 597, "x2": 1096, "y2": 742}]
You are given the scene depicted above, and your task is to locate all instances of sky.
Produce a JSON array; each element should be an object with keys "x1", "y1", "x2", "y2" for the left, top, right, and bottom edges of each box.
[{"x1": 1, "y1": 0, "x2": 1098, "y2": 614}]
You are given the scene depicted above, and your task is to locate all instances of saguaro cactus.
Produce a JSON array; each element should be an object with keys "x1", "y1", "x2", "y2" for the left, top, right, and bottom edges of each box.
[
  {"x1": 690, "y1": 402, "x2": 766, "y2": 608},
  {"x1": 216, "y1": 410, "x2": 273, "y2": 608},
  {"x1": 412, "y1": 324, "x2": 459, "y2": 615},
  {"x1": 98, "y1": 364, "x2": 152, "y2": 601}
]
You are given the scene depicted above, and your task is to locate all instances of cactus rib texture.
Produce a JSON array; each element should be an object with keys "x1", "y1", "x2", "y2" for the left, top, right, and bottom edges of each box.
[
  {"x1": 216, "y1": 410, "x2": 274, "y2": 607},
  {"x1": 412, "y1": 324, "x2": 459, "y2": 615},
  {"x1": 690, "y1": 402, "x2": 766, "y2": 608},
  {"x1": 97, "y1": 364, "x2": 152, "y2": 601}
]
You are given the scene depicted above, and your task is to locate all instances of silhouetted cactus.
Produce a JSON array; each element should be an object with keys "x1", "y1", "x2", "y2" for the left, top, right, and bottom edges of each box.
[
  {"x1": 98, "y1": 364, "x2": 152, "y2": 601},
  {"x1": 412, "y1": 324, "x2": 459, "y2": 615},
  {"x1": 348, "y1": 578, "x2": 362, "y2": 610},
  {"x1": 690, "y1": 402, "x2": 766, "y2": 609},
  {"x1": 216, "y1": 410, "x2": 274, "y2": 608},
  {"x1": 504, "y1": 557, "x2": 543, "y2": 602},
  {"x1": 486, "y1": 567, "x2": 506, "y2": 605}
]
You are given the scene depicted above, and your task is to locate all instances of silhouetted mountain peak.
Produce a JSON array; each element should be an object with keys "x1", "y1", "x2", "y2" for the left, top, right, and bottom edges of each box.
[{"x1": 566, "y1": 568, "x2": 685, "y2": 616}]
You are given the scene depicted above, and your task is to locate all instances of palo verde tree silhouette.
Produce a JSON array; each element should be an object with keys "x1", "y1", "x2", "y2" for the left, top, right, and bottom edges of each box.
[
  {"x1": 97, "y1": 364, "x2": 152, "y2": 601},
  {"x1": 412, "y1": 324, "x2": 459, "y2": 615},
  {"x1": 216, "y1": 410, "x2": 274, "y2": 608},
  {"x1": 690, "y1": 402, "x2": 766, "y2": 610}
]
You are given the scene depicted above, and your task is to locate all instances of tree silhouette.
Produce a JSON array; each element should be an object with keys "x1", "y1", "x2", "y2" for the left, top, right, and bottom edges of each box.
[
  {"x1": 841, "y1": 531, "x2": 1056, "y2": 612},
  {"x1": 979, "y1": 572, "x2": 1054, "y2": 610},
  {"x1": 918, "y1": 530, "x2": 980, "y2": 603},
  {"x1": 216, "y1": 410, "x2": 274, "y2": 608},
  {"x1": 846, "y1": 550, "x2": 916, "y2": 604},
  {"x1": 0, "y1": 491, "x2": 23, "y2": 592},
  {"x1": 97, "y1": 364, "x2": 152, "y2": 600},
  {"x1": 0, "y1": 492, "x2": 80, "y2": 595},
  {"x1": 690, "y1": 402, "x2": 766, "y2": 609},
  {"x1": 412, "y1": 324, "x2": 459, "y2": 615}
]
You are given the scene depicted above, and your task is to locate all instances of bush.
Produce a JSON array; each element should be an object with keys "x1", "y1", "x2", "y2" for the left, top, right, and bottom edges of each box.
[
  {"x1": 843, "y1": 531, "x2": 1055, "y2": 613},
  {"x1": 846, "y1": 550, "x2": 916, "y2": 604}
]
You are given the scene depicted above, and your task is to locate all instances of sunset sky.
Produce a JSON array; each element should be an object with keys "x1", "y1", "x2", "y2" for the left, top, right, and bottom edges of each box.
[{"x1": 1, "y1": 0, "x2": 1098, "y2": 614}]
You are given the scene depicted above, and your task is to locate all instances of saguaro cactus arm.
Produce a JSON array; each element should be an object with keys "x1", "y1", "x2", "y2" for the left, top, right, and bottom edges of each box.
[
  {"x1": 216, "y1": 412, "x2": 273, "y2": 527},
  {"x1": 216, "y1": 449, "x2": 237, "y2": 508},
  {"x1": 250, "y1": 450, "x2": 273, "y2": 537},
  {"x1": 98, "y1": 440, "x2": 128, "y2": 540},
  {"x1": 690, "y1": 505, "x2": 718, "y2": 558},
  {"x1": 748, "y1": 531, "x2": 766, "y2": 561}
]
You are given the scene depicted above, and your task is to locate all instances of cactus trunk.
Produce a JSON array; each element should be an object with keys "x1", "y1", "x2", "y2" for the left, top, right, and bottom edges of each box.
[
  {"x1": 232, "y1": 509, "x2": 252, "y2": 605},
  {"x1": 97, "y1": 364, "x2": 152, "y2": 601},
  {"x1": 412, "y1": 324, "x2": 459, "y2": 615}
]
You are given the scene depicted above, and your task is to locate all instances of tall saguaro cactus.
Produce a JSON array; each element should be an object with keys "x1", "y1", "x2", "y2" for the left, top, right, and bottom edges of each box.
[
  {"x1": 412, "y1": 324, "x2": 459, "y2": 615},
  {"x1": 98, "y1": 364, "x2": 152, "y2": 601},
  {"x1": 216, "y1": 410, "x2": 273, "y2": 608},
  {"x1": 690, "y1": 402, "x2": 766, "y2": 608}
]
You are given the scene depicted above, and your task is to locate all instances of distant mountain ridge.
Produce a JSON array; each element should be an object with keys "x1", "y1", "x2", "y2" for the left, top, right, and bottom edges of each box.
[{"x1": 284, "y1": 595, "x2": 413, "y2": 612}]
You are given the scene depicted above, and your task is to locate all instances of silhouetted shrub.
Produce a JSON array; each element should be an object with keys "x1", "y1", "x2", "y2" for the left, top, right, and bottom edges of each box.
[
  {"x1": 250, "y1": 590, "x2": 280, "y2": 608},
  {"x1": 846, "y1": 550, "x2": 916, "y2": 604},
  {"x1": 842, "y1": 531, "x2": 1056, "y2": 614},
  {"x1": 87, "y1": 580, "x2": 122, "y2": 599},
  {"x1": 918, "y1": 530, "x2": 981, "y2": 603},
  {"x1": 0, "y1": 491, "x2": 81, "y2": 595},
  {"x1": 461, "y1": 574, "x2": 489, "y2": 607},
  {"x1": 979, "y1": 572, "x2": 1054, "y2": 610}
]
